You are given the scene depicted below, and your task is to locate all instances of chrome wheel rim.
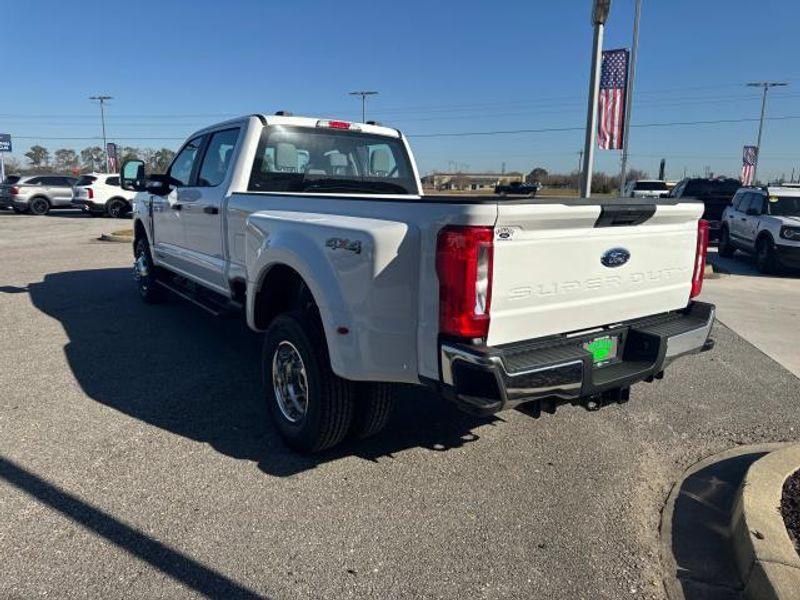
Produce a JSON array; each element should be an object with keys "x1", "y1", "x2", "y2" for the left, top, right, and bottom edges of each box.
[{"x1": 272, "y1": 341, "x2": 309, "y2": 423}]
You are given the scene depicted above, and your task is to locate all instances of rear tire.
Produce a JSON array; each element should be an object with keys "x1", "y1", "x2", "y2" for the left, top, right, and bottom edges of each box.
[
  {"x1": 134, "y1": 237, "x2": 165, "y2": 303},
  {"x1": 351, "y1": 383, "x2": 396, "y2": 439},
  {"x1": 756, "y1": 236, "x2": 777, "y2": 274},
  {"x1": 263, "y1": 310, "x2": 355, "y2": 453},
  {"x1": 29, "y1": 197, "x2": 50, "y2": 216},
  {"x1": 107, "y1": 198, "x2": 128, "y2": 219},
  {"x1": 718, "y1": 226, "x2": 735, "y2": 258}
]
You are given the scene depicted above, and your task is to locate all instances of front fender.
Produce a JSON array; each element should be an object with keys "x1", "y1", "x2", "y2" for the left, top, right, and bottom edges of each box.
[{"x1": 244, "y1": 210, "x2": 419, "y2": 383}]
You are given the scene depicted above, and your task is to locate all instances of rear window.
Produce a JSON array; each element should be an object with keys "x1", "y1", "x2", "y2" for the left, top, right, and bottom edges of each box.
[
  {"x1": 634, "y1": 181, "x2": 668, "y2": 191},
  {"x1": 3, "y1": 175, "x2": 20, "y2": 184},
  {"x1": 248, "y1": 125, "x2": 416, "y2": 195},
  {"x1": 75, "y1": 176, "x2": 97, "y2": 186}
]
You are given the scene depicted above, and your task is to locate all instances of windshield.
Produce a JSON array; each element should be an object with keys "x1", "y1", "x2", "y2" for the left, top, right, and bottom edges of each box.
[
  {"x1": 635, "y1": 181, "x2": 668, "y2": 191},
  {"x1": 248, "y1": 125, "x2": 417, "y2": 195},
  {"x1": 766, "y1": 196, "x2": 800, "y2": 217}
]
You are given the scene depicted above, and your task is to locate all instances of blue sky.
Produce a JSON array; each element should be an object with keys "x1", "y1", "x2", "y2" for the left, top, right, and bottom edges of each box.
[{"x1": 3, "y1": 0, "x2": 799, "y2": 180}]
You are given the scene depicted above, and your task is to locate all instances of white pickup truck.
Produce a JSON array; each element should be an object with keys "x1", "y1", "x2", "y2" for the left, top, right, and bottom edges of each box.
[{"x1": 122, "y1": 113, "x2": 715, "y2": 453}]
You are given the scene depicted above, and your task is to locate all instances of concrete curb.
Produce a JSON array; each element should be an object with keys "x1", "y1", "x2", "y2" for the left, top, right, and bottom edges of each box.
[
  {"x1": 660, "y1": 443, "x2": 787, "y2": 600},
  {"x1": 731, "y1": 444, "x2": 800, "y2": 600}
]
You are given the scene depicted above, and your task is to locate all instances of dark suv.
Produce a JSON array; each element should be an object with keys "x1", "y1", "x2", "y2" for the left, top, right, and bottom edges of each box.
[{"x1": 668, "y1": 177, "x2": 741, "y2": 239}]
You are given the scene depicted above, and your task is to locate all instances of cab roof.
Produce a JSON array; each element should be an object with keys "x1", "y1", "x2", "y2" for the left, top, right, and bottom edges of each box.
[{"x1": 190, "y1": 114, "x2": 402, "y2": 139}]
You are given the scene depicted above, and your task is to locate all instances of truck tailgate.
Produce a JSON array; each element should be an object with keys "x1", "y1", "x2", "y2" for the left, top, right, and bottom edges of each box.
[{"x1": 488, "y1": 200, "x2": 704, "y2": 346}]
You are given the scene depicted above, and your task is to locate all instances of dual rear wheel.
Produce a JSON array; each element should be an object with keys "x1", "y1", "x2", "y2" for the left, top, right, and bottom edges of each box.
[{"x1": 263, "y1": 311, "x2": 395, "y2": 453}]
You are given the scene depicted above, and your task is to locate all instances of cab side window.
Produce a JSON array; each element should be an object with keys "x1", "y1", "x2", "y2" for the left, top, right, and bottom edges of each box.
[
  {"x1": 197, "y1": 128, "x2": 240, "y2": 187},
  {"x1": 168, "y1": 135, "x2": 205, "y2": 186},
  {"x1": 749, "y1": 194, "x2": 765, "y2": 215}
]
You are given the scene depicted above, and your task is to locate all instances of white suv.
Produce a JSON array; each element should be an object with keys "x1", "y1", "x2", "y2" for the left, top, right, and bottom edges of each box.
[
  {"x1": 72, "y1": 173, "x2": 136, "y2": 218},
  {"x1": 623, "y1": 179, "x2": 670, "y2": 198},
  {"x1": 719, "y1": 185, "x2": 800, "y2": 273}
]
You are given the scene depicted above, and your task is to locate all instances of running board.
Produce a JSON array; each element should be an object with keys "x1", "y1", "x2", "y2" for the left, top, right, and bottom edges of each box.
[{"x1": 155, "y1": 278, "x2": 242, "y2": 318}]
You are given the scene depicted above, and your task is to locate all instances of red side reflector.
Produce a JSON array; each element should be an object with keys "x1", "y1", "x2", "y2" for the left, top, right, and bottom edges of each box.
[
  {"x1": 690, "y1": 219, "x2": 709, "y2": 298},
  {"x1": 436, "y1": 225, "x2": 494, "y2": 339}
]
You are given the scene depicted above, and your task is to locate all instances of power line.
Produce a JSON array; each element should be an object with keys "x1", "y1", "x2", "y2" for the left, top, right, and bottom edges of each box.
[{"x1": 407, "y1": 114, "x2": 800, "y2": 138}]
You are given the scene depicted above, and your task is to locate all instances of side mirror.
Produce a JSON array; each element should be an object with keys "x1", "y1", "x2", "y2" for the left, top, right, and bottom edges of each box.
[{"x1": 120, "y1": 159, "x2": 147, "y2": 191}]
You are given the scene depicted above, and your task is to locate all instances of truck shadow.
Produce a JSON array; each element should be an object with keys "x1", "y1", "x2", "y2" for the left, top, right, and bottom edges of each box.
[{"x1": 22, "y1": 267, "x2": 499, "y2": 477}]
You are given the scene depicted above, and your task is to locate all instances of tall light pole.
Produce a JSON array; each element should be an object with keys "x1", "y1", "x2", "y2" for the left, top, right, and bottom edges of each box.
[
  {"x1": 348, "y1": 91, "x2": 378, "y2": 123},
  {"x1": 746, "y1": 82, "x2": 787, "y2": 184},
  {"x1": 90, "y1": 95, "x2": 112, "y2": 172},
  {"x1": 618, "y1": 0, "x2": 642, "y2": 196},
  {"x1": 580, "y1": 0, "x2": 612, "y2": 198}
]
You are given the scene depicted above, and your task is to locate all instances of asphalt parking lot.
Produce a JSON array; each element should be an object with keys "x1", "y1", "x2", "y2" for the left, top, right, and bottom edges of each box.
[{"x1": 1, "y1": 210, "x2": 798, "y2": 600}]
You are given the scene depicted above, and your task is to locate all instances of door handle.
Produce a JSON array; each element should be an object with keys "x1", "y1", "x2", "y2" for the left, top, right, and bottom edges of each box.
[{"x1": 203, "y1": 205, "x2": 219, "y2": 215}]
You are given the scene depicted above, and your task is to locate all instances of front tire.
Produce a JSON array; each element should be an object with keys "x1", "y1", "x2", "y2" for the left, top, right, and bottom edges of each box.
[
  {"x1": 29, "y1": 197, "x2": 50, "y2": 216},
  {"x1": 718, "y1": 226, "x2": 735, "y2": 258},
  {"x1": 134, "y1": 237, "x2": 165, "y2": 303},
  {"x1": 756, "y1": 236, "x2": 777, "y2": 274},
  {"x1": 263, "y1": 310, "x2": 355, "y2": 453}
]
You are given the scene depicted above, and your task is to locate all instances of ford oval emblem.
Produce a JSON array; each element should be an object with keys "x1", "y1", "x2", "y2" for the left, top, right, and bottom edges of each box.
[{"x1": 601, "y1": 247, "x2": 631, "y2": 268}]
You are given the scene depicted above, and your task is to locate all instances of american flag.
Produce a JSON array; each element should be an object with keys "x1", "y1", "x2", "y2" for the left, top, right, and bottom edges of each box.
[
  {"x1": 598, "y1": 49, "x2": 629, "y2": 150},
  {"x1": 741, "y1": 145, "x2": 757, "y2": 185}
]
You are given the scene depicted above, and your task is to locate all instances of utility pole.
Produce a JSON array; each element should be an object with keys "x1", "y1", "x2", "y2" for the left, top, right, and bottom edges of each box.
[
  {"x1": 90, "y1": 95, "x2": 112, "y2": 172},
  {"x1": 746, "y1": 82, "x2": 788, "y2": 184},
  {"x1": 348, "y1": 90, "x2": 378, "y2": 123},
  {"x1": 618, "y1": 0, "x2": 642, "y2": 196},
  {"x1": 580, "y1": 0, "x2": 612, "y2": 198}
]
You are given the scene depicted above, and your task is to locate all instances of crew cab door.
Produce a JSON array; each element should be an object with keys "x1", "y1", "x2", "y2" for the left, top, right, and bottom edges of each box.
[
  {"x1": 152, "y1": 134, "x2": 205, "y2": 275},
  {"x1": 178, "y1": 127, "x2": 241, "y2": 291}
]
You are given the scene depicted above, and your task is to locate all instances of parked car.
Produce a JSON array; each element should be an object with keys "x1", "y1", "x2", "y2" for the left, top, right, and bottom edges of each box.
[
  {"x1": 0, "y1": 175, "x2": 22, "y2": 211},
  {"x1": 667, "y1": 177, "x2": 741, "y2": 239},
  {"x1": 718, "y1": 185, "x2": 800, "y2": 273},
  {"x1": 72, "y1": 173, "x2": 136, "y2": 218},
  {"x1": 121, "y1": 113, "x2": 715, "y2": 453},
  {"x1": 0, "y1": 174, "x2": 78, "y2": 215},
  {"x1": 623, "y1": 179, "x2": 670, "y2": 198},
  {"x1": 494, "y1": 181, "x2": 539, "y2": 196}
]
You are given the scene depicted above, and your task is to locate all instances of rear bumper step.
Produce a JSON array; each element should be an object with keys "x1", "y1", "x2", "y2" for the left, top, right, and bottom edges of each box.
[{"x1": 439, "y1": 301, "x2": 715, "y2": 415}]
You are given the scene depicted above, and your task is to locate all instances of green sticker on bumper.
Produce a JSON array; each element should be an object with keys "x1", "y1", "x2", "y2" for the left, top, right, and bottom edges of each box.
[{"x1": 585, "y1": 336, "x2": 617, "y2": 364}]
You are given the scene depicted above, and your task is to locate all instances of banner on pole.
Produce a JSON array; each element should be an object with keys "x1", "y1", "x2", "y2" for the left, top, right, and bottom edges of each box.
[
  {"x1": 741, "y1": 145, "x2": 757, "y2": 186},
  {"x1": 0, "y1": 134, "x2": 12, "y2": 153},
  {"x1": 598, "y1": 49, "x2": 629, "y2": 150},
  {"x1": 107, "y1": 142, "x2": 118, "y2": 173}
]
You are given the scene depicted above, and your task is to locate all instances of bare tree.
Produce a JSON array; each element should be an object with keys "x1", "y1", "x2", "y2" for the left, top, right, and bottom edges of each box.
[
  {"x1": 80, "y1": 146, "x2": 105, "y2": 172},
  {"x1": 24, "y1": 145, "x2": 50, "y2": 168},
  {"x1": 53, "y1": 148, "x2": 79, "y2": 172}
]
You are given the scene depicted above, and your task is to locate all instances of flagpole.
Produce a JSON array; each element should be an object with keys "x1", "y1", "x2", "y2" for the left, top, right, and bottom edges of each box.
[
  {"x1": 580, "y1": 0, "x2": 611, "y2": 198},
  {"x1": 618, "y1": 0, "x2": 641, "y2": 197}
]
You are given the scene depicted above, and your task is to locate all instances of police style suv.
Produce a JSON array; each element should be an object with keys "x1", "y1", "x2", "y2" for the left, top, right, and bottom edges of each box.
[{"x1": 719, "y1": 184, "x2": 800, "y2": 273}]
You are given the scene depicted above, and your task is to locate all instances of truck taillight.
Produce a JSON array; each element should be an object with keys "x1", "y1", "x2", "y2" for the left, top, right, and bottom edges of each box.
[
  {"x1": 316, "y1": 119, "x2": 360, "y2": 131},
  {"x1": 690, "y1": 219, "x2": 709, "y2": 299},
  {"x1": 87, "y1": 188, "x2": 93, "y2": 199},
  {"x1": 436, "y1": 225, "x2": 494, "y2": 339}
]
